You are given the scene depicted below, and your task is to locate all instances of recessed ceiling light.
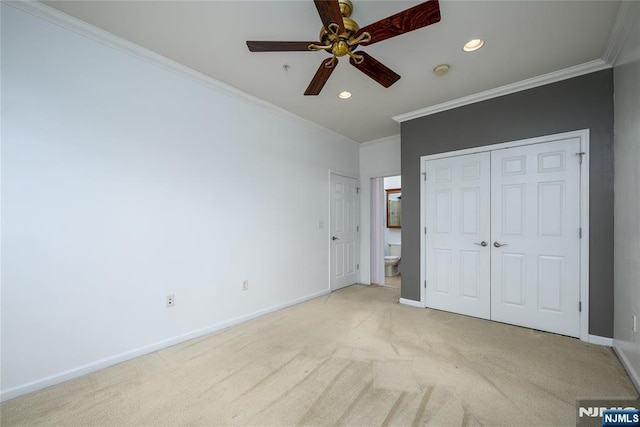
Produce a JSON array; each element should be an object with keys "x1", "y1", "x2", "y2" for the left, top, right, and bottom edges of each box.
[
  {"x1": 338, "y1": 91, "x2": 352, "y2": 99},
  {"x1": 463, "y1": 39, "x2": 485, "y2": 52}
]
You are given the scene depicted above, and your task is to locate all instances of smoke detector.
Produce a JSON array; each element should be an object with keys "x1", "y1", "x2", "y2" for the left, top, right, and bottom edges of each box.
[{"x1": 433, "y1": 64, "x2": 450, "y2": 76}]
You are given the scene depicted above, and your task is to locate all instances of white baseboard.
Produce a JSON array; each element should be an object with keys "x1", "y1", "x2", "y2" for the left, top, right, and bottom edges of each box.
[
  {"x1": 587, "y1": 334, "x2": 614, "y2": 346},
  {"x1": 0, "y1": 289, "x2": 330, "y2": 402},
  {"x1": 399, "y1": 298, "x2": 424, "y2": 308},
  {"x1": 613, "y1": 340, "x2": 640, "y2": 394}
]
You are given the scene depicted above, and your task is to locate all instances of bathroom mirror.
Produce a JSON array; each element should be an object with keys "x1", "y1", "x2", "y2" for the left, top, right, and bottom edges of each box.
[{"x1": 386, "y1": 188, "x2": 401, "y2": 228}]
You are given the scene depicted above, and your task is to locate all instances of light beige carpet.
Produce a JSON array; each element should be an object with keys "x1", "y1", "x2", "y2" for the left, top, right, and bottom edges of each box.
[
  {"x1": 383, "y1": 274, "x2": 402, "y2": 289},
  {"x1": 1, "y1": 285, "x2": 637, "y2": 426}
]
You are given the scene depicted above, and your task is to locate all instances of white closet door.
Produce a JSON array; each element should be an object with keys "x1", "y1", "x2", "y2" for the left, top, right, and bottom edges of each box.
[
  {"x1": 490, "y1": 138, "x2": 581, "y2": 337},
  {"x1": 425, "y1": 152, "x2": 491, "y2": 319},
  {"x1": 330, "y1": 173, "x2": 359, "y2": 291}
]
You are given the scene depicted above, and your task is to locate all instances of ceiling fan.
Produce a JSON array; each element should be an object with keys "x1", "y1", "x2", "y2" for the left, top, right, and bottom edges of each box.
[{"x1": 246, "y1": 0, "x2": 441, "y2": 95}]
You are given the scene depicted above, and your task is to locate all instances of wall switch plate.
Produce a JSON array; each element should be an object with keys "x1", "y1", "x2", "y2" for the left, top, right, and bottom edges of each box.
[
  {"x1": 166, "y1": 294, "x2": 175, "y2": 308},
  {"x1": 242, "y1": 280, "x2": 249, "y2": 291}
]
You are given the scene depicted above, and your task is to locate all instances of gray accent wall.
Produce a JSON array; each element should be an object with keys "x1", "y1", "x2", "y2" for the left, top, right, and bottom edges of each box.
[{"x1": 401, "y1": 70, "x2": 614, "y2": 337}]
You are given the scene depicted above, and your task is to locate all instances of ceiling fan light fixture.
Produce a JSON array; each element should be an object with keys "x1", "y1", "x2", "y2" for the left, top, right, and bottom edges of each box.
[
  {"x1": 463, "y1": 38, "x2": 484, "y2": 52},
  {"x1": 247, "y1": 0, "x2": 442, "y2": 95},
  {"x1": 338, "y1": 91, "x2": 352, "y2": 99}
]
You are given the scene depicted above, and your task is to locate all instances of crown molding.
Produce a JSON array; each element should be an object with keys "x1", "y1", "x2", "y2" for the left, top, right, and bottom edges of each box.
[
  {"x1": 4, "y1": 1, "x2": 358, "y2": 146},
  {"x1": 360, "y1": 134, "x2": 400, "y2": 147},
  {"x1": 602, "y1": 1, "x2": 640, "y2": 66},
  {"x1": 392, "y1": 59, "x2": 611, "y2": 123}
]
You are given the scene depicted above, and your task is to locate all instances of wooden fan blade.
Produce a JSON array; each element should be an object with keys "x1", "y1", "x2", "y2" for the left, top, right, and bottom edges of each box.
[
  {"x1": 356, "y1": 0, "x2": 441, "y2": 46},
  {"x1": 349, "y1": 52, "x2": 400, "y2": 88},
  {"x1": 246, "y1": 41, "x2": 317, "y2": 52},
  {"x1": 314, "y1": 0, "x2": 345, "y2": 34},
  {"x1": 305, "y1": 57, "x2": 338, "y2": 96}
]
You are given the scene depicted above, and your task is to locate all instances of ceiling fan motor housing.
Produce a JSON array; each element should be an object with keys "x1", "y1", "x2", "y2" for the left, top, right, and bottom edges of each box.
[
  {"x1": 339, "y1": 0, "x2": 353, "y2": 18},
  {"x1": 319, "y1": 16, "x2": 360, "y2": 57},
  {"x1": 318, "y1": 0, "x2": 368, "y2": 59}
]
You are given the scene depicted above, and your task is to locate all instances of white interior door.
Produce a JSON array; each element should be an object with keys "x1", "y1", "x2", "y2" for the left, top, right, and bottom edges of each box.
[
  {"x1": 330, "y1": 173, "x2": 359, "y2": 291},
  {"x1": 424, "y1": 152, "x2": 491, "y2": 319},
  {"x1": 490, "y1": 138, "x2": 581, "y2": 337}
]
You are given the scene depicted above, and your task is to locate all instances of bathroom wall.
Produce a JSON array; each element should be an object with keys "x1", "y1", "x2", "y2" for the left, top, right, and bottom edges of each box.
[
  {"x1": 383, "y1": 176, "x2": 402, "y2": 256},
  {"x1": 1, "y1": 4, "x2": 359, "y2": 400},
  {"x1": 358, "y1": 135, "x2": 401, "y2": 284}
]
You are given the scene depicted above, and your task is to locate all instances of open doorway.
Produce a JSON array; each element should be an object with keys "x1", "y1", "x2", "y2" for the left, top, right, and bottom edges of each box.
[{"x1": 371, "y1": 175, "x2": 401, "y2": 289}]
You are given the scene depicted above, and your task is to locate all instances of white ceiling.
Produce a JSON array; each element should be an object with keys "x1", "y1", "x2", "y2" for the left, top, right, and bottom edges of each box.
[{"x1": 42, "y1": 0, "x2": 621, "y2": 143}]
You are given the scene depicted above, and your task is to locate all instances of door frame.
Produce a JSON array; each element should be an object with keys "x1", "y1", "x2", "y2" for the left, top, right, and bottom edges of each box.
[
  {"x1": 329, "y1": 170, "x2": 361, "y2": 291},
  {"x1": 419, "y1": 129, "x2": 590, "y2": 342},
  {"x1": 361, "y1": 170, "x2": 401, "y2": 286}
]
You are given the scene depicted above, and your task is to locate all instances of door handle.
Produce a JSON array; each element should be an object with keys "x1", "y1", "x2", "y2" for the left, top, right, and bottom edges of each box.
[
  {"x1": 332, "y1": 236, "x2": 339, "y2": 241},
  {"x1": 493, "y1": 241, "x2": 508, "y2": 248},
  {"x1": 474, "y1": 241, "x2": 488, "y2": 247}
]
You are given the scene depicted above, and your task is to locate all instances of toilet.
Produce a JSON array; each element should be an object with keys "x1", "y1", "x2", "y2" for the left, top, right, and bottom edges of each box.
[{"x1": 384, "y1": 243, "x2": 401, "y2": 277}]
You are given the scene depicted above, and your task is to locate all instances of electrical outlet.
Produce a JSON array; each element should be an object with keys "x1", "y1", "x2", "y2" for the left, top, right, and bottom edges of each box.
[
  {"x1": 633, "y1": 315, "x2": 637, "y2": 333},
  {"x1": 242, "y1": 280, "x2": 249, "y2": 291},
  {"x1": 166, "y1": 294, "x2": 175, "y2": 308}
]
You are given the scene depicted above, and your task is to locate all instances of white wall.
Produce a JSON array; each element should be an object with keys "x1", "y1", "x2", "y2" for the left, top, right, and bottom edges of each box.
[
  {"x1": 358, "y1": 136, "x2": 401, "y2": 284},
  {"x1": 0, "y1": 4, "x2": 359, "y2": 400},
  {"x1": 613, "y1": 7, "x2": 640, "y2": 391}
]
